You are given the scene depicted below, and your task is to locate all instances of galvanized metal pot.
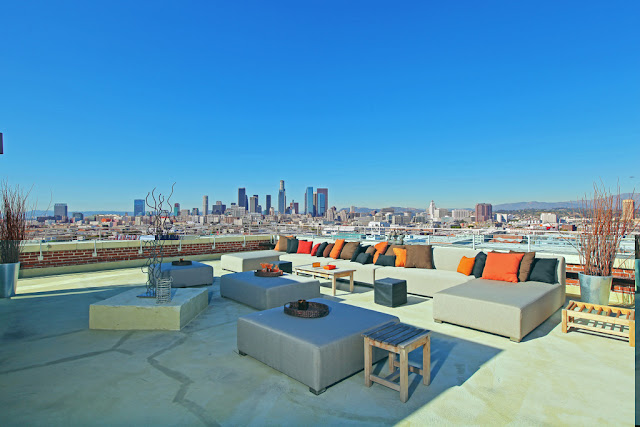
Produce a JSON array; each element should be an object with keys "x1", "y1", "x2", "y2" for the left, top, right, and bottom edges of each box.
[
  {"x1": 578, "y1": 272, "x2": 612, "y2": 305},
  {"x1": 0, "y1": 262, "x2": 20, "y2": 298}
]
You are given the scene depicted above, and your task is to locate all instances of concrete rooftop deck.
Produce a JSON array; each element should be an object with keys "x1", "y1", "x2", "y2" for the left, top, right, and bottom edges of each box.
[{"x1": 1, "y1": 260, "x2": 635, "y2": 426}]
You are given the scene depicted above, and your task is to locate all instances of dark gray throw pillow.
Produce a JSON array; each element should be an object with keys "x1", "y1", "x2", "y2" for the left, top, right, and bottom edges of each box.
[
  {"x1": 472, "y1": 252, "x2": 487, "y2": 278},
  {"x1": 355, "y1": 252, "x2": 372, "y2": 265},
  {"x1": 351, "y1": 245, "x2": 370, "y2": 262},
  {"x1": 286, "y1": 238, "x2": 299, "y2": 254},
  {"x1": 528, "y1": 258, "x2": 557, "y2": 284},
  {"x1": 375, "y1": 254, "x2": 396, "y2": 267},
  {"x1": 316, "y1": 242, "x2": 328, "y2": 257}
]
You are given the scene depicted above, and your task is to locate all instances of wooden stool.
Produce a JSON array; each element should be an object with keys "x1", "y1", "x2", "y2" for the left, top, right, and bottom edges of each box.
[
  {"x1": 562, "y1": 301, "x2": 635, "y2": 347},
  {"x1": 362, "y1": 322, "x2": 431, "y2": 402}
]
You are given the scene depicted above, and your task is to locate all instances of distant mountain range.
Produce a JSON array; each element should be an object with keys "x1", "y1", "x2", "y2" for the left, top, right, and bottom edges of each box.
[
  {"x1": 28, "y1": 210, "x2": 131, "y2": 218},
  {"x1": 493, "y1": 193, "x2": 639, "y2": 211}
]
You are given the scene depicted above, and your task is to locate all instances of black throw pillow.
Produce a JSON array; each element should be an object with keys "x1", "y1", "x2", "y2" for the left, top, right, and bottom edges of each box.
[
  {"x1": 315, "y1": 242, "x2": 328, "y2": 257},
  {"x1": 375, "y1": 254, "x2": 396, "y2": 267},
  {"x1": 472, "y1": 252, "x2": 487, "y2": 278},
  {"x1": 350, "y1": 245, "x2": 370, "y2": 262},
  {"x1": 528, "y1": 258, "x2": 558, "y2": 284},
  {"x1": 286, "y1": 238, "x2": 299, "y2": 254},
  {"x1": 355, "y1": 252, "x2": 372, "y2": 265}
]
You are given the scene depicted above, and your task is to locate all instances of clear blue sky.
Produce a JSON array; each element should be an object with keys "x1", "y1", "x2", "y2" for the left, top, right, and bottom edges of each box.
[{"x1": 1, "y1": 1, "x2": 638, "y2": 212}]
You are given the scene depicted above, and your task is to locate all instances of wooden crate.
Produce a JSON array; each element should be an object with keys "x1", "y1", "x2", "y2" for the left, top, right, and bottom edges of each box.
[{"x1": 562, "y1": 301, "x2": 635, "y2": 347}]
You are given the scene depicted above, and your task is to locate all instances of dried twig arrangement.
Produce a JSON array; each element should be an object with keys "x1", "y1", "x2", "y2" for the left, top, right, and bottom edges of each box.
[
  {"x1": 0, "y1": 182, "x2": 29, "y2": 264},
  {"x1": 578, "y1": 182, "x2": 637, "y2": 276}
]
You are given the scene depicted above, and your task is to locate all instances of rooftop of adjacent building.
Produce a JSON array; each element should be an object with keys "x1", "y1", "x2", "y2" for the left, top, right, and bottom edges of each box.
[{"x1": 1, "y1": 254, "x2": 636, "y2": 425}]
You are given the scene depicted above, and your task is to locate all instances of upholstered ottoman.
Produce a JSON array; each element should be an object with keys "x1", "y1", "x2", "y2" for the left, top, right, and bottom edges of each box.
[
  {"x1": 220, "y1": 271, "x2": 321, "y2": 310},
  {"x1": 237, "y1": 298, "x2": 399, "y2": 394},
  {"x1": 156, "y1": 261, "x2": 213, "y2": 288},
  {"x1": 220, "y1": 250, "x2": 282, "y2": 272},
  {"x1": 272, "y1": 260, "x2": 293, "y2": 274},
  {"x1": 374, "y1": 278, "x2": 407, "y2": 307}
]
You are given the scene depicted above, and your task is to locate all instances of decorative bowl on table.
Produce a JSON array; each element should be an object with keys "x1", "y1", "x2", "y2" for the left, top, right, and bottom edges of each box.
[
  {"x1": 284, "y1": 300, "x2": 329, "y2": 318},
  {"x1": 254, "y1": 263, "x2": 283, "y2": 277},
  {"x1": 172, "y1": 258, "x2": 192, "y2": 266}
]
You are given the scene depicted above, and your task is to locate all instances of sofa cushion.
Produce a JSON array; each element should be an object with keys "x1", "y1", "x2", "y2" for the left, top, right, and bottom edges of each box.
[
  {"x1": 310, "y1": 243, "x2": 321, "y2": 256},
  {"x1": 405, "y1": 245, "x2": 434, "y2": 269},
  {"x1": 373, "y1": 242, "x2": 389, "y2": 264},
  {"x1": 350, "y1": 244, "x2": 368, "y2": 262},
  {"x1": 529, "y1": 258, "x2": 558, "y2": 284},
  {"x1": 482, "y1": 252, "x2": 524, "y2": 283},
  {"x1": 510, "y1": 250, "x2": 536, "y2": 282},
  {"x1": 375, "y1": 267, "x2": 473, "y2": 297},
  {"x1": 331, "y1": 260, "x2": 381, "y2": 284},
  {"x1": 355, "y1": 252, "x2": 372, "y2": 265},
  {"x1": 456, "y1": 256, "x2": 475, "y2": 276},
  {"x1": 392, "y1": 248, "x2": 407, "y2": 267},
  {"x1": 472, "y1": 252, "x2": 487, "y2": 278},
  {"x1": 433, "y1": 246, "x2": 481, "y2": 272},
  {"x1": 385, "y1": 244, "x2": 406, "y2": 256},
  {"x1": 279, "y1": 253, "x2": 317, "y2": 266},
  {"x1": 275, "y1": 235, "x2": 291, "y2": 252},
  {"x1": 316, "y1": 242, "x2": 328, "y2": 257},
  {"x1": 340, "y1": 242, "x2": 360, "y2": 260},
  {"x1": 286, "y1": 238, "x2": 299, "y2": 253},
  {"x1": 330, "y1": 239, "x2": 345, "y2": 259},
  {"x1": 323, "y1": 243, "x2": 335, "y2": 258},
  {"x1": 375, "y1": 254, "x2": 396, "y2": 267},
  {"x1": 297, "y1": 240, "x2": 313, "y2": 254}
]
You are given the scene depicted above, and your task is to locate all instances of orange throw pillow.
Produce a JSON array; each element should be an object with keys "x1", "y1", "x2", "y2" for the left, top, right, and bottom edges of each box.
[
  {"x1": 456, "y1": 256, "x2": 476, "y2": 276},
  {"x1": 393, "y1": 248, "x2": 407, "y2": 267},
  {"x1": 372, "y1": 242, "x2": 389, "y2": 264},
  {"x1": 481, "y1": 252, "x2": 525, "y2": 283},
  {"x1": 330, "y1": 239, "x2": 345, "y2": 259}
]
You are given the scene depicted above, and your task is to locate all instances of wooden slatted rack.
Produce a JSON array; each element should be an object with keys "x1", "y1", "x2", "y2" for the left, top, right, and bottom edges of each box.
[{"x1": 562, "y1": 301, "x2": 635, "y2": 347}]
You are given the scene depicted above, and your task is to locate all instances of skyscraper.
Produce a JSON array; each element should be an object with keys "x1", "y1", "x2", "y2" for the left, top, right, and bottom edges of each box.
[
  {"x1": 54, "y1": 203, "x2": 68, "y2": 220},
  {"x1": 202, "y1": 195, "x2": 209, "y2": 216},
  {"x1": 173, "y1": 203, "x2": 180, "y2": 216},
  {"x1": 305, "y1": 187, "x2": 314, "y2": 216},
  {"x1": 475, "y1": 203, "x2": 493, "y2": 222},
  {"x1": 317, "y1": 193, "x2": 326, "y2": 217},
  {"x1": 290, "y1": 201, "x2": 299, "y2": 214},
  {"x1": 428, "y1": 200, "x2": 436, "y2": 218},
  {"x1": 134, "y1": 199, "x2": 145, "y2": 216},
  {"x1": 249, "y1": 195, "x2": 258, "y2": 213},
  {"x1": 317, "y1": 188, "x2": 328, "y2": 213},
  {"x1": 278, "y1": 180, "x2": 286, "y2": 213},
  {"x1": 265, "y1": 195, "x2": 271, "y2": 214},
  {"x1": 238, "y1": 188, "x2": 246, "y2": 209}
]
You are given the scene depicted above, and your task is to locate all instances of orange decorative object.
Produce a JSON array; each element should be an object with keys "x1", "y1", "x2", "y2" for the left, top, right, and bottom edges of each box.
[
  {"x1": 312, "y1": 262, "x2": 321, "y2": 267},
  {"x1": 323, "y1": 265, "x2": 337, "y2": 270},
  {"x1": 260, "y1": 263, "x2": 274, "y2": 272}
]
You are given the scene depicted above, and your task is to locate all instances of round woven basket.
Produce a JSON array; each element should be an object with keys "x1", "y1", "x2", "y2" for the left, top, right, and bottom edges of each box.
[
  {"x1": 284, "y1": 301, "x2": 329, "y2": 318},
  {"x1": 254, "y1": 270, "x2": 283, "y2": 277}
]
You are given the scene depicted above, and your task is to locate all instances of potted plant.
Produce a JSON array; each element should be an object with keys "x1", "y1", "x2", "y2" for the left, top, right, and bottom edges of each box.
[
  {"x1": 576, "y1": 183, "x2": 636, "y2": 305},
  {"x1": 0, "y1": 182, "x2": 29, "y2": 298}
]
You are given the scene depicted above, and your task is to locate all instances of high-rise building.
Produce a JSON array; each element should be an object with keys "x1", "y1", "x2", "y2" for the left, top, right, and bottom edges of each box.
[
  {"x1": 278, "y1": 180, "x2": 286, "y2": 213},
  {"x1": 249, "y1": 195, "x2": 258, "y2": 213},
  {"x1": 452, "y1": 209, "x2": 471, "y2": 220},
  {"x1": 428, "y1": 200, "x2": 436, "y2": 218},
  {"x1": 317, "y1": 188, "x2": 328, "y2": 213},
  {"x1": 238, "y1": 188, "x2": 246, "y2": 209},
  {"x1": 265, "y1": 195, "x2": 271, "y2": 214},
  {"x1": 622, "y1": 199, "x2": 635, "y2": 220},
  {"x1": 54, "y1": 203, "x2": 68, "y2": 220},
  {"x1": 540, "y1": 213, "x2": 558, "y2": 223},
  {"x1": 289, "y1": 201, "x2": 299, "y2": 215},
  {"x1": 192, "y1": 208, "x2": 199, "y2": 216},
  {"x1": 212, "y1": 201, "x2": 226, "y2": 215},
  {"x1": 317, "y1": 193, "x2": 326, "y2": 217},
  {"x1": 202, "y1": 195, "x2": 209, "y2": 216},
  {"x1": 305, "y1": 187, "x2": 314, "y2": 216},
  {"x1": 475, "y1": 203, "x2": 493, "y2": 223},
  {"x1": 350, "y1": 206, "x2": 356, "y2": 213},
  {"x1": 134, "y1": 199, "x2": 145, "y2": 216},
  {"x1": 173, "y1": 203, "x2": 180, "y2": 216},
  {"x1": 71, "y1": 212, "x2": 84, "y2": 221}
]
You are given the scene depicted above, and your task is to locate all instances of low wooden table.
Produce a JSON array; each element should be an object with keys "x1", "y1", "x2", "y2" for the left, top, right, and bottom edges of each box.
[
  {"x1": 562, "y1": 301, "x2": 635, "y2": 347},
  {"x1": 294, "y1": 264, "x2": 355, "y2": 296},
  {"x1": 362, "y1": 322, "x2": 431, "y2": 403}
]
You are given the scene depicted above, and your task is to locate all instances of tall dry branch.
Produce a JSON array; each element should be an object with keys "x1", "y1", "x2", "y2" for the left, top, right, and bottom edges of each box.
[{"x1": 0, "y1": 182, "x2": 29, "y2": 264}]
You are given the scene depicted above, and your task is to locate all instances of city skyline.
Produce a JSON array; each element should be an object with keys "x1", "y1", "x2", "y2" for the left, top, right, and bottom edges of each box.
[{"x1": 1, "y1": 3, "x2": 638, "y2": 210}]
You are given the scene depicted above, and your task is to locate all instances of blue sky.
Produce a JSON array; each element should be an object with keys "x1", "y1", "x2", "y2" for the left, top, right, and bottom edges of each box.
[{"x1": 1, "y1": 1, "x2": 638, "y2": 212}]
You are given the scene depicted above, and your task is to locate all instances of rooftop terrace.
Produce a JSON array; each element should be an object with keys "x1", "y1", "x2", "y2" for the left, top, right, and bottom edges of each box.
[{"x1": 1, "y1": 258, "x2": 635, "y2": 426}]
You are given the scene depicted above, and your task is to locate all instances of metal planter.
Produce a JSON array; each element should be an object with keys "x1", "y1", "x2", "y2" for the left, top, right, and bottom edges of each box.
[
  {"x1": 578, "y1": 272, "x2": 612, "y2": 305},
  {"x1": 0, "y1": 262, "x2": 20, "y2": 298}
]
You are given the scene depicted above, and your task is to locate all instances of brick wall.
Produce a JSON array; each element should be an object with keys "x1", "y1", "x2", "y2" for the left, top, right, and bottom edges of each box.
[{"x1": 566, "y1": 263, "x2": 635, "y2": 295}]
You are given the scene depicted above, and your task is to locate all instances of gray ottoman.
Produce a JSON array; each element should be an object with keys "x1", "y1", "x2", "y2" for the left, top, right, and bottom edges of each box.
[
  {"x1": 272, "y1": 260, "x2": 293, "y2": 274},
  {"x1": 237, "y1": 298, "x2": 399, "y2": 394},
  {"x1": 220, "y1": 250, "x2": 282, "y2": 272},
  {"x1": 156, "y1": 261, "x2": 213, "y2": 288},
  {"x1": 220, "y1": 271, "x2": 321, "y2": 310},
  {"x1": 375, "y1": 278, "x2": 407, "y2": 307}
]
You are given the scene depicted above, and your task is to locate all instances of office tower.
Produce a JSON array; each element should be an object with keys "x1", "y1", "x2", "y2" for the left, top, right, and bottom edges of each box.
[
  {"x1": 313, "y1": 192, "x2": 318, "y2": 214},
  {"x1": 428, "y1": 200, "x2": 436, "y2": 218},
  {"x1": 192, "y1": 208, "x2": 199, "y2": 216},
  {"x1": 452, "y1": 209, "x2": 471, "y2": 220},
  {"x1": 238, "y1": 188, "x2": 246, "y2": 209},
  {"x1": 622, "y1": 199, "x2": 635, "y2": 220},
  {"x1": 317, "y1": 193, "x2": 326, "y2": 217},
  {"x1": 173, "y1": 203, "x2": 180, "y2": 216},
  {"x1": 54, "y1": 203, "x2": 68, "y2": 220},
  {"x1": 305, "y1": 187, "x2": 314, "y2": 216},
  {"x1": 249, "y1": 195, "x2": 258, "y2": 213},
  {"x1": 350, "y1": 206, "x2": 356, "y2": 213},
  {"x1": 202, "y1": 196, "x2": 209, "y2": 216},
  {"x1": 540, "y1": 213, "x2": 558, "y2": 223},
  {"x1": 317, "y1": 188, "x2": 328, "y2": 212},
  {"x1": 265, "y1": 195, "x2": 271, "y2": 214},
  {"x1": 278, "y1": 180, "x2": 286, "y2": 213},
  {"x1": 289, "y1": 201, "x2": 299, "y2": 215},
  {"x1": 212, "y1": 201, "x2": 226, "y2": 215},
  {"x1": 475, "y1": 203, "x2": 493, "y2": 222},
  {"x1": 134, "y1": 199, "x2": 145, "y2": 216},
  {"x1": 71, "y1": 212, "x2": 84, "y2": 221}
]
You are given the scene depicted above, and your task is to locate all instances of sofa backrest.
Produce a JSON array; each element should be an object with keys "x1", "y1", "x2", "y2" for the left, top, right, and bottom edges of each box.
[{"x1": 432, "y1": 246, "x2": 482, "y2": 272}]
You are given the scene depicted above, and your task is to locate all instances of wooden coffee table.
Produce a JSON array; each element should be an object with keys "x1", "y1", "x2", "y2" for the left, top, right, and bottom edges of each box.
[{"x1": 294, "y1": 264, "x2": 355, "y2": 296}]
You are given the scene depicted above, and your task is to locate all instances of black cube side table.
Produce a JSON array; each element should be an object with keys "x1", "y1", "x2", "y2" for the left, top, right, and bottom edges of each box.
[
  {"x1": 374, "y1": 278, "x2": 407, "y2": 307},
  {"x1": 272, "y1": 260, "x2": 293, "y2": 274}
]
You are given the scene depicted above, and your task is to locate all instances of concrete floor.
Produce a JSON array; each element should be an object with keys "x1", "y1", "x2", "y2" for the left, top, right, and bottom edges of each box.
[{"x1": 0, "y1": 261, "x2": 635, "y2": 426}]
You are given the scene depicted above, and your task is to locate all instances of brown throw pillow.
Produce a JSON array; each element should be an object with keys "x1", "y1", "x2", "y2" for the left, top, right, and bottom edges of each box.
[
  {"x1": 323, "y1": 243, "x2": 335, "y2": 258},
  {"x1": 385, "y1": 245, "x2": 406, "y2": 256},
  {"x1": 340, "y1": 242, "x2": 360, "y2": 260},
  {"x1": 510, "y1": 250, "x2": 536, "y2": 282},
  {"x1": 365, "y1": 246, "x2": 377, "y2": 255},
  {"x1": 405, "y1": 245, "x2": 434, "y2": 269},
  {"x1": 275, "y1": 235, "x2": 290, "y2": 252}
]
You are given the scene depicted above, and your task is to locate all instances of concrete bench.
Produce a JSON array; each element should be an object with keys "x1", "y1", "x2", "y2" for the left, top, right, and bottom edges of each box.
[{"x1": 220, "y1": 250, "x2": 281, "y2": 272}]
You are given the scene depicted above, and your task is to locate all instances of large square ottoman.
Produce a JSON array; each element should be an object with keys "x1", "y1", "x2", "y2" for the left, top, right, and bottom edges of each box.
[
  {"x1": 220, "y1": 271, "x2": 321, "y2": 310},
  {"x1": 237, "y1": 298, "x2": 399, "y2": 394},
  {"x1": 220, "y1": 250, "x2": 282, "y2": 272},
  {"x1": 156, "y1": 261, "x2": 213, "y2": 288}
]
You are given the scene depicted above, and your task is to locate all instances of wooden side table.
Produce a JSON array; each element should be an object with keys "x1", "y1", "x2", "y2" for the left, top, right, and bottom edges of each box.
[
  {"x1": 562, "y1": 301, "x2": 635, "y2": 347},
  {"x1": 363, "y1": 322, "x2": 431, "y2": 402}
]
